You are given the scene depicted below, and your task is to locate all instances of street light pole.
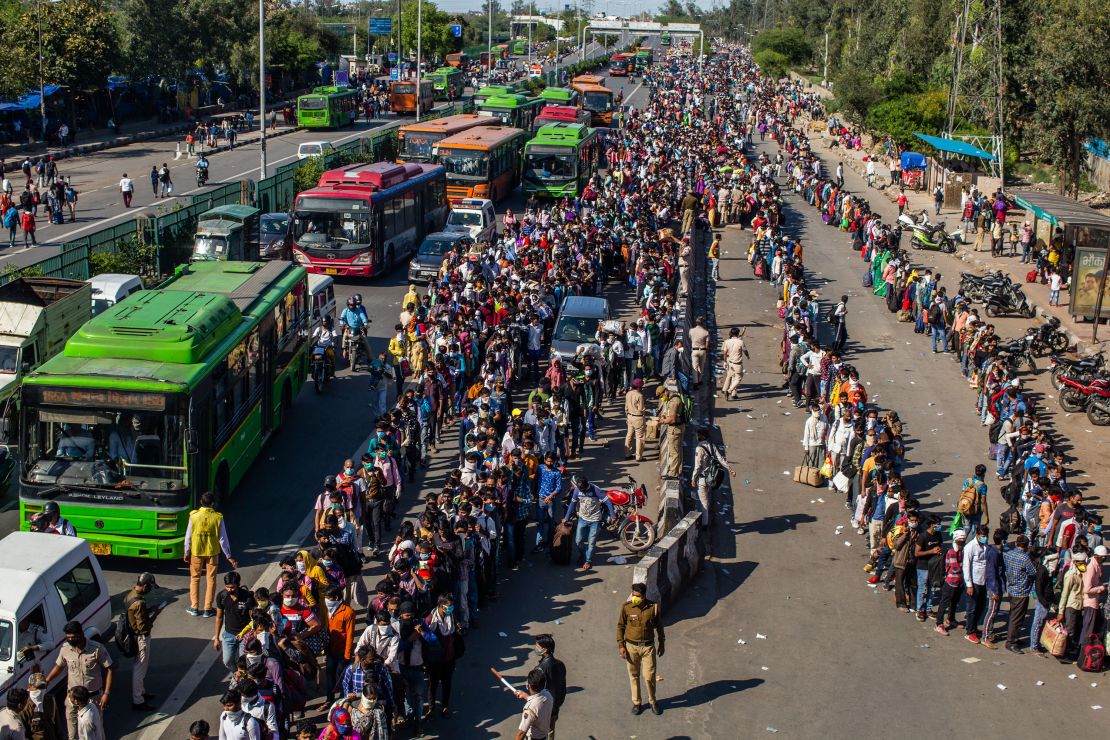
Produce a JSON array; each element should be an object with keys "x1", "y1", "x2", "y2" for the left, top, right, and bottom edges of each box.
[
  {"x1": 416, "y1": 0, "x2": 422, "y2": 120},
  {"x1": 258, "y1": 0, "x2": 267, "y2": 178},
  {"x1": 487, "y1": 0, "x2": 493, "y2": 86},
  {"x1": 36, "y1": 0, "x2": 45, "y2": 140},
  {"x1": 822, "y1": 29, "x2": 829, "y2": 87}
]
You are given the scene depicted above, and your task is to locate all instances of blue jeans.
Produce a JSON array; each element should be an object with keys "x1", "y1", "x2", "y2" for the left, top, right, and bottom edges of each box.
[
  {"x1": 915, "y1": 568, "x2": 934, "y2": 612},
  {"x1": 536, "y1": 499, "x2": 555, "y2": 546},
  {"x1": 930, "y1": 324, "x2": 948, "y2": 352},
  {"x1": 1029, "y1": 600, "x2": 1049, "y2": 650},
  {"x1": 575, "y1": 518, "x2": 601, "y2": 565},
  {"x1": 401, "y1": 665, "x2": 427, "y2": 729},
  {"x1": 219, "y1": 627, "x2": 240, "y2": 671}
]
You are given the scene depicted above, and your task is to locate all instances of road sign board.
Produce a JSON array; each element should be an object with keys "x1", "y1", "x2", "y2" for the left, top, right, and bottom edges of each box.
[
  {"x1": 450, "y1": 24, "x2": 462, "y2": 38},
  {"x1": 387, "y1": 52, "x2": 397, "y2": 62},
  {"x1": 390, "y1": 67, "x2": 400, "y2": 80},
  {"x1": 369, "y1": 18, "x2": 392, "y2": 35}
]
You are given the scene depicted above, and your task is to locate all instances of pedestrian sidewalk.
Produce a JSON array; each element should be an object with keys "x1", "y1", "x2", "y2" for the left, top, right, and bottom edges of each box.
[{"x1": 789, "y1": 82, "x2": 1108, "y2": 356}]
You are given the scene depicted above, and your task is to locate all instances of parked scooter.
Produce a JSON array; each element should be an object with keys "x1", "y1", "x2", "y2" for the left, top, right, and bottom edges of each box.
[{"x1": 898, "y1": 211, "x2": 961, "y2": 254}]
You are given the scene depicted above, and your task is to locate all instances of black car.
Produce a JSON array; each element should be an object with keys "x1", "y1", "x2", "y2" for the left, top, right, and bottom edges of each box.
[
  {"x1": 257, "y1": 213, "x2": 294, "y2": 260},
  {"x1": 408, "y1": 232, "x2": 472, "y2": 283}
]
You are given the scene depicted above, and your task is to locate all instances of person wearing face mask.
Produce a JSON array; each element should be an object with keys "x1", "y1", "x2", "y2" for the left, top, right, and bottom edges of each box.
[
  {"x1": 1058, "y1": 549, "x2": 1089, "y2": 661},
  {"x1": 0, "y1": 687, "x2": 29, "y2": 739},
  {"x1": 395, "y1": 602, "x2": 435, "y2": 737},
  {"x1": 69, "y1": 687, "x2": 104, "y2": 740},
  {"x1": 18, "y1": 672, "x2": 61, "y2": 740},
  {"x1": 616, "y1": 583, "x2": 664, "y2": 716},
  {"x1": 518, "y1": 634, "x2": 566, "y2": 737},
  {"x1": 124, "y1": 572, "x2": 162, "y2": 711},
  {"x1": 237, "y1": 678, "x2": 277, "y2": 740},
  {"x1": 890, "y1": 511, "x2": 918, "y2": 611},
  {"x1": 239, "y1": 634, "x2": 286, "y2": 719},
  {"x1": 423, "y1": 595, "x2": 460, "y2": 720},
  {"x1": 356, "y1": 613, "x2": 400, "y2": 675},
  {"x1": 345, "y1": 683, "x2": 389, "y2": 740},
  {"x1": 322, "y1": 586, "x2": 356, "y2": 706},
  {"x1": 218, "y1": 689, "x2": 261, "y2": 740},
  {"x1": 1079, "y1": 544, "x2": 1108, "y2": 661},
  {"x1": 213, "y1": 571, "x2": 256, "y2": 674},
  {"x1": 961, "y1": 525, "x2": 991, "y2": 645}
]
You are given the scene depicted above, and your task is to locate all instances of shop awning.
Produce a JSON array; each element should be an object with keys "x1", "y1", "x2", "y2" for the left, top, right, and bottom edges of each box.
[
  {"x1": 0, "y1": 84, "x2": 62, "y2": 111},
  {"x1": 913, "y1": 133, "x2": 995, "y2": 161},
  {"x1": 1010, "y1": 190, "x2": 1110, "y2": 229}
]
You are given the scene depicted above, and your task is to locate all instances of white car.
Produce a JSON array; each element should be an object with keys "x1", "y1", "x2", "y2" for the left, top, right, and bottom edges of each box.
[
  {"x1": 297, "y1": 141, "x2": 336, "y2": 160},
  {"x1": 444, "y1": 198, "x2": 497, "y2": 243}
]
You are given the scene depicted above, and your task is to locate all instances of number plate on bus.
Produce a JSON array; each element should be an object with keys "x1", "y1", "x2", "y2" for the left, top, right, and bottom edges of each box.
[
  {"x1": 90, "y1": 542, "x2": 111, "y2": 556},
  {"x1": 324, "y1": 269, "x2": 339, "y2": 275}
]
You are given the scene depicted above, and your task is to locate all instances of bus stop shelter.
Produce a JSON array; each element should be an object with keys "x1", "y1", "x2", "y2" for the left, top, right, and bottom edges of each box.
[{"x1": 1010, "y1": 190, "x2": 1110, "y2": 328}]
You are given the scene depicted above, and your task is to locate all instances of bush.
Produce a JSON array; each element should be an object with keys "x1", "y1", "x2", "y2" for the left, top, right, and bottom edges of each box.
[
  {"x1": 865, "y1": 88, "x2": 946, "y2": 149},
  {"x1": 752, "y1": 28, "x2": 813, "y2": 67},
  {"x1": 754, "y1": 50, "x2": 790, "y2": 80},
  {"x1": 89, "y1": 238, "x2": 158, "y2": 279}
]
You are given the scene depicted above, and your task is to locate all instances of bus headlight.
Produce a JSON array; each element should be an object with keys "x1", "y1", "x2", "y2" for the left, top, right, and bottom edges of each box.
[
  {"x1": 293, "y1": 250, "x2": 308, "y2": 264},
  {"x1": 156, "y1": 513, "x2": 178, "y2": 531},
  {"x1": 352, "y1": 253, "x2": 371, "y2": 265}
]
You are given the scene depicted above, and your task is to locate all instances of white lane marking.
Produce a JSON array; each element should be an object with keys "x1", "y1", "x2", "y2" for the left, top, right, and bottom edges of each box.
[{"x1": 131, "y1": 428, "x2": 379, "y2": 740}]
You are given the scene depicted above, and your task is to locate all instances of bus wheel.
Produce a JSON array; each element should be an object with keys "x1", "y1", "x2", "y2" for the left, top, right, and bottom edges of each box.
[{"x1": 213, "y1": 466, "x2": 229, "y2": 509}]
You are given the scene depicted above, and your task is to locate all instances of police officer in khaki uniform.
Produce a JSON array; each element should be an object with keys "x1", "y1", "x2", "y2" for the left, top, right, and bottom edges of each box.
[
  {"x1": 43, "y1": 620, "x2": 114, "y2": 738},
  {"x1": 126, "y1": 573, "x2": 163, "y2": 711},
  {"x1": 657, "y1": 384, "x2": 685, "y2": 479},
  {"x1": 617, "y1": 583, "x2": 665, "y2": 716},
  {"x1": 721, "y1": 327, "x2": 750, "y2": 400},
  {"x1": 688, "y1": 317, "x2": 710, "y2": 386},
  {"x1": 624, "y1": 378, "x2": 646, "y2": 461}
]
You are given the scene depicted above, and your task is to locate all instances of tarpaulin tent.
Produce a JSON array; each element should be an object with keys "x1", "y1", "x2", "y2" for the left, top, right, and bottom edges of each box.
[{"x1": 0, "y1": 84, "x2": 62, "y2": 111}]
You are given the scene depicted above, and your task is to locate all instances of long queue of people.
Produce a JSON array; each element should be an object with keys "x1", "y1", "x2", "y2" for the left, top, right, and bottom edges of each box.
[
  {"x1": 714, "y1": 52, "x2": 1109, "y2": 673},
  {"x1": 161, "y1": 53, "x2": 745, "y2": 740}
]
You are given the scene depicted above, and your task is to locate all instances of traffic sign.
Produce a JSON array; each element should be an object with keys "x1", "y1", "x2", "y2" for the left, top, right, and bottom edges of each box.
[
  {"x1": 369, "y1": 17, "x2": 392, "y2": 35},
  {"x1": 390, "y1": 67, "x2": 400, "y2": 80},
  {"x1": 450, "y1": 24, "x2": 462, "y2": 38},
  {"x1": 387, "y1": 52, "x2": 398, "y2": 62},
  {"x1": 335, "y1": 71, "x2": 349, "y2": 85}
]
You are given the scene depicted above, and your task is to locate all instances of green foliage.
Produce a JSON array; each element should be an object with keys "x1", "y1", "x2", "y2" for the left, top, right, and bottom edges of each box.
[
  {"x1": 89, "y1": 238, "x2": 158, "y2": 279},
  {"x1": 752, "y1": 28, "x2": 812, "y2": 67},
  {"x1": 865, "y1": 88, "x2": 947, "y2": 148},
  {"x1": 753, "y1": 50, "x2": 790, "y2": 80}
]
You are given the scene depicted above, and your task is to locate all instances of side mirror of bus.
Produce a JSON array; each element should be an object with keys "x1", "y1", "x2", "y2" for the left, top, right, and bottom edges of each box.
[{"x1": 186, "y1": 428, "x2": 199, "y2": 455}]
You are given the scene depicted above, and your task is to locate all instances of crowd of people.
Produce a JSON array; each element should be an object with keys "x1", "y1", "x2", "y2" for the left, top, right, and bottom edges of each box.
[{"x1": 719, "y1": 58, "x2": 1110, "y2": 669}]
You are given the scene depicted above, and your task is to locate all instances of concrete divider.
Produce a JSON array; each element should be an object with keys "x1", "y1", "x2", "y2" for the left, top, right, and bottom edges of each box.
[
  {"x1": 656, "y1": 478, "x2": 684, "y2": 535},
  {"x1": 633, "y1": 510, "x2": 705, "y2": 609}
]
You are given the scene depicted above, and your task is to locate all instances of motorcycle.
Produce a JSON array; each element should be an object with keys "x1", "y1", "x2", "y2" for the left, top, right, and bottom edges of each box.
[
  {"x1": 603, "y1": 476, "x2": 658, "y2": 553},
  {"x1": 898, "y1": 211, "x2": 961, "y2": 254},
  {"x1": 1086, "y1": 393, "x2": 1110, "y2": 426},
  {"x1": 196, "y1": 164, "x2": 209, "y2": 187},
  {"x1": 1056, "y1": 373, "x2": 1110, "y2": 412},
  {"x1": 959, "y1": 271, "x2": 1012, "y2": 303},
  {"x1": 311, "y1": 346, "x2": 330, "y2": 393},
  {"x1": 1049, "y1": 352, "x2": 1106, "y2": 391},
  {"x1": 999, "y1": 332, "x2": 1037, "y2": 373},
  {"x1": 344, "y1": 329, "x2": 368, "y2": 372},
  {"x1": 984, "y1": 284, "x2": 1036, "y2": 319},
  {"x1": 1029, "y1": 317, "x2": 1069, "y2": 356}
]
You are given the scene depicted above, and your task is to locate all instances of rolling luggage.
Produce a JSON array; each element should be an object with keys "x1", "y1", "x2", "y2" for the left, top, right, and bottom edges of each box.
[{"x1": 550, "y1": 521, "x2": 574, "y2": 565}]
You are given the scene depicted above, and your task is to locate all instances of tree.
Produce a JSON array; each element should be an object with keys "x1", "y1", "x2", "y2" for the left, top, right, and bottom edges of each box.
[
  {"x1": 753, "y1": 50, "x2": 789, "y2": 80},
  {"x1": 752, "y1": 27, "x2": 812, "y2": 67},
  {"x1": 394, "y1": 0, "x2": 452, "y2": 61}
]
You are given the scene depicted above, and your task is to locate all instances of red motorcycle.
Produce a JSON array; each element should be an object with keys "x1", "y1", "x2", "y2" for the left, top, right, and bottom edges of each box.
[
  {"x1": 604, "y1": 476, "x2": 658, "y2": 553},
  {"x1": 1057, "y1": 373, "x2": 1110, "y2": 413}
]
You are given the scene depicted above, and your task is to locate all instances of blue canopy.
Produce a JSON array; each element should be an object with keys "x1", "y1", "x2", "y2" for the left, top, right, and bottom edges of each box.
[
  {"x1": 900, "y1": 151, "x2": 927, "y2": 170},
  {"x1": 913, "y1": 133, "x2": 995, "y2": 161},
  {"x1": 0, "y1": 84, "x2": 62, "y2": 111}
]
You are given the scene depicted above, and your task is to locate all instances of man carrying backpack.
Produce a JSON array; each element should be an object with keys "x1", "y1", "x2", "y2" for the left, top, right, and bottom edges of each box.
[
  {"x1": 956, "y1": 465, "x2": 990, "y2": 534},
  {"x1": 691, "y1": 429, "x2": 735, "y2": 528}
]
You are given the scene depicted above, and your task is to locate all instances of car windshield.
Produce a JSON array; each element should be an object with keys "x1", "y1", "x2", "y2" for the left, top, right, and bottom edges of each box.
[
  {"x1": 261, "y1": 216, "x2": 289, "y2": 235},
  {"x1": 418, "y1": 238, "x2": 456, "y2": 257},
  {"x1": 24, "y1": 405, "x2": 187, "y2": 488},
  {"x1": 192, "y1": 236, "x2": 228, "y2": 259},
  {"x1": 448, "y1": 211, "x2": 483, "y2": 227},
  {"x1": 524, "y1": 152, "x2": 576, "y2": 182},
  {"x1": 300, "y1": 145, "x2": 321, "y2": 155},
  {"x1": 554, "y1": 315, "x2": 599, "y2": 343},
  {"x1": 0, "y1": 620, "x2": 10, "y2": 665},
  {"x1": 438, "y1": 148, "x2": 489, "y2": 180}
]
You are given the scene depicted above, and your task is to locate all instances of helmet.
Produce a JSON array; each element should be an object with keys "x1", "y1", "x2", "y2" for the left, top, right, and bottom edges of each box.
[
  {"x1": 324, "y1": 475, "x2": 337, "y2": 490},
  {"x1": 572, "y1": 474, "x2": 589, "y2": 490},
  {"x1": 353, "y1": 293, "x2": 363, "y2": 306},
  {"x1": 42, "y1": 501, "x2": 60, "y2": 517}
]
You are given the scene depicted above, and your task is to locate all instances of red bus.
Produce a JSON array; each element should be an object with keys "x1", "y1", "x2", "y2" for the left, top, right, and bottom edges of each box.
[
  {"x1": 291, "y1": 162, "x2": 448, "y2": 278},
  {"x1": 531, "y1": 104, "x2": 592, "y2": 133},
  {"x1": 608, "y1": 53, "x2": 633, "y2": 76}
]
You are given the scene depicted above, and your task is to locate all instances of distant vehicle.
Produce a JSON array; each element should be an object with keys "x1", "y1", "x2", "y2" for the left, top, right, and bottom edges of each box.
[
  {"x1": 445, "y1": 52, "x2": 469, "y2": 68},
  {"x1": 408, "y1": 231, "x2": 473, "y2": 284},
  {"x1": 512, "y1": 39, "x2": 528, "y2": 55},
  {"x1": 444, "y1": 198, "x2": 497, "y2": 243},
  {"x1": 390, "y1": 80, "x2": 435, "y2": 116},
  {"x1": 88, "y1": 273, "x2": 143, "y2": 317},
  {"x1": 523, "y1": 122, "x2": 600, "y2": 199},
  {"x1": 423, "y1": 66, "x2": 465, "y2": 100},
  {"x1": 538, "y1": 87, "x2": 579, "y2": 106},
  {"x1": 433, "y1": 127, "x2": 528, "y2": 203},
  {"x1": 660, "y1": 31, "x2": 672, "y2": 46},
  {"x1": 570, "y1": 79, "x2": 615, "y2": 127},
  {"x1": 256, "y1": 213, "x2": 294, "y2": 260},
  {"x1": 397, "y1": 114, "x2": 498, "y2": 164},
  {"x1": 608, "y1": 53, "x2": 634, "y2": 76},
  {"x1": 529, "y1": 63, "x2": 543, "y2": 78},
  {"x1": 297, "y1": 86, "x2": 357, "y2": 129},
  {"x1": 551, "y1": 295, "x2": 611, "y2": 362},
  {"x1": 0, "y1": 532, "x2": 113, "y2": 705},
  {"x1": 191, "y1": 204, "x2": 262, "y2": 262},
  {"x1": 531, "y1": 105, "x2": 591, "y2": 133},
  {"x1": 297, "y1": 141, "x2": 336, "y2": 160},
  {"x1": 308, "y1": 273, "x2": 336, "y2": 332},
  {"x1": 476, "y1": 93, "x2": 545, "y2": 131}
]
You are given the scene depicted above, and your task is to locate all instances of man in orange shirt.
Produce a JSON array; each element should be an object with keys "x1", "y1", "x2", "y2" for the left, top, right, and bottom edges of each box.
[{"x1": 323, "y1": 585, "x2": 356, "y2": 705}]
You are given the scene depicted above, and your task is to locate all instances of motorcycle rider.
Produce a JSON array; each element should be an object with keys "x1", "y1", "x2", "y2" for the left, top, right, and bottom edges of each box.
[
  {"x1": 195, "y1": 152, "x2": 210, "y2": 186},
  {"x1": 30, "y1": 501, "x2": 77, "y2": 536},
  {"x1": 311, "y1": 315, "x2": 338, "y2": 378},
  {"x1": 561, "y1": 474, "x2": 616, "y2": 572},
  {"x1": 339, "y1": 296, "x2": 371, "y2": 366}
]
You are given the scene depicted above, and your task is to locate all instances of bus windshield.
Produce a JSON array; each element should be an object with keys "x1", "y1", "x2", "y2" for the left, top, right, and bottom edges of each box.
[
  {"x1": 393, "y1": 83, "x2": 415, "y2": 94},
  {"x1": 583, "y1": 91, "x2": 613, "y2": 112},
  {"x1": 293, "y1": 210, "x2": 373, "y2": 247},
  {"x1": 300, "y1": 97, "x2": 327, "y2": 110},
  {"x1": 402, "y1": 133, "x2": 440, "y2": 160},
  {"x1": 438, "y1": 148, "x2": 489, "y2": 180},
  {"x1": 23, "y1": 405, "x2": 187, "y2": 490},
  {"x1": 525, "y1": 151, "x2": 577, "y2": 182}
]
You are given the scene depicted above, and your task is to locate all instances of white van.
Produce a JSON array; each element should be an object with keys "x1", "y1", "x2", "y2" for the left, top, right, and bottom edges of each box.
[
  {"x1": 444, "y1": 198, "x2": 497, "y2": 243},
  {"x1": 88, "y1": 273, "x2": 143, "y2": 316},
  {"x1": 0, "y1": 532, "x2": 113, "y2": 702},
  {"x1": 308, "y1": 273, "x2": 337, "y2": 332},
  {"x1": 297, "y1": 141, "x2": 336, "y2": 160}
]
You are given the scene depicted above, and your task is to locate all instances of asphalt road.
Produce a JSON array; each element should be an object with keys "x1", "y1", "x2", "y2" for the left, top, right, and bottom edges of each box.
[{"x1": 0, "y1": 66, "x2": 648, "y2": 739}]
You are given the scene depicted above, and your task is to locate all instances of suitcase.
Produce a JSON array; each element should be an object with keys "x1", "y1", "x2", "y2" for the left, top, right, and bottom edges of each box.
[
  {"x1": 550, "y1": 522, "x2": 573, "y2": 565},
  {"x1": 1040, "y1": 618, "x2": 1068, "y2": 657}
]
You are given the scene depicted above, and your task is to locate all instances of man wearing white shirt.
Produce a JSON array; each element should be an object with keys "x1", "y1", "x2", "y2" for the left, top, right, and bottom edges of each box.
[
  {"x1": 118, "y1": 173, "x2": 134, "y2": 208},
  {"x1": 962, "y1": 524, "x2": 990, "y2": 644}
]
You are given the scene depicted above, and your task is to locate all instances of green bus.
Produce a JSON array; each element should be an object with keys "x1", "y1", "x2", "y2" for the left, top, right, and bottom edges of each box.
[
  {"x1": 424, "y1": 66, "x2": 465, "y2": 100},
  {"x1": 522, "y1": 122, "x2": 599, "y2": 198},
  {"x1": 512, "y1": 39, "x2": 528, "y2": 55},
  {"x1": 539, "y1": 87, "x2": 579, "y2": 106},
  {"x1": 18, "y1": 260, "x2": 310, "y2": 559},
  {"x1": 660, "y1": 31, "x2": 672, "y2": 47},
  {"x1": 297, "y1": 85, "x2": 358, "y2": 128},
  {"x1": 635, "y1": 49, "x2": 652, "y2": 69},
  {"x1": 474, "y1": 85, "x2": 517, "y2": 105},
  {"x1": 477, "y1": 94, "x2": 545, "y2": 131}
]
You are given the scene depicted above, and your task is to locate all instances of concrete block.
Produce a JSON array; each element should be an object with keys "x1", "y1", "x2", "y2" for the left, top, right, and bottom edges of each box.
[{"x1": 632, "y1": 511, "x2": 704, "y2": 611}]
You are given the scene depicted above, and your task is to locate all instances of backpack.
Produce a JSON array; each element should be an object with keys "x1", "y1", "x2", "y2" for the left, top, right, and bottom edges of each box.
[
  {"x1": 999, "y1": 506, "x2": 1022, "y2": 536},
  {"x1": 699, "y1": 442, "x2": 725, "y2": 489},
  {"x1": 861, "y1": 270, "x2": 873, "y2": 288},
  {"x1": 332, "y1": 541, "x2": 362, "y2": 577},
  {"x1": 957, "y1": 481, "x2": 981, "y2": 516},
  {"x1": 1080, "y1": 638, "x2": 1105, "y2": 673},
  {"x1": 674, "y1": 393, "x2": 692, "y2": 425},
  {"x1": 988, "y1": 420, "x2": 1004, "y2": 444},
  {"x1": 115, "y1": 595, "x2": 139, "y2": 658},
  {"x1": 885, "y1": 523, "x2": 906, "y2": 550}
]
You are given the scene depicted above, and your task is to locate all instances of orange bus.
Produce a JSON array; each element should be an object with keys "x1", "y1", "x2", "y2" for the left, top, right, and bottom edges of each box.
[
  {"x1": 397, "y1": 113, "x2": 499, "y2": 163},
  {"x1": 445, "y1": 52, "x2": 469, "y2": 68},
  {"x1": 571, "y1": 75, "x2": 606, "y2": 89},
  {"x1": 575, "y1": 84, "x2": 615, "y2": 127},
  {"x1": 432, "y1": 126, "x2": 528, "y2": 203},
  {"x1": 389, "y1": 80, "x2": 435, "y2": 116}
]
